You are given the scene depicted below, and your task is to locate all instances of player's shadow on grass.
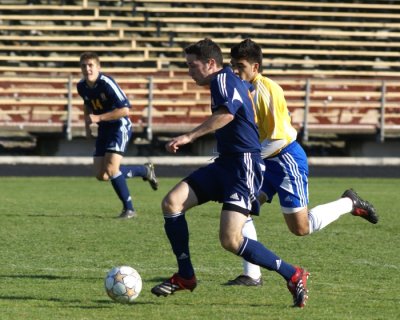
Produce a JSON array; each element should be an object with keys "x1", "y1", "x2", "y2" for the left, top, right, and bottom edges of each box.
[
  {"x1": 0, "y1": 274, "x2": 72, "y2": 280},
  {"x1": 0, "y1": 274, "x2": 101, "y2": 281},
  {"x1": 93, "y1": 299, "x2": 158, "y2": 307},
  {"x1": 0, "y1": 295, "x2": 114, "y2": 309},
  {"x1": 25, "y1": 213, "x2": 113, "y2": 219}
]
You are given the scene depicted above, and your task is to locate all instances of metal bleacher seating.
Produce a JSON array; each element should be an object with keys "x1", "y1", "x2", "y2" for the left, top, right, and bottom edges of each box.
[{"x1": 0, "y1": 0, "x2": 399, "y2": 142}]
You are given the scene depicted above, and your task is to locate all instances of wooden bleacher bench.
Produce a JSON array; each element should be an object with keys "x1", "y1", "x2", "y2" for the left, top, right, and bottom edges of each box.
[
  {"x1": 132, "y1": 0, "x2": 400, "y2": 11},
  {"x1": 0, "y1": 2, "x2": 399, "y2": 138},
  {"x1": 1, "y1": 76, "x2": 399, "y2": 134}
]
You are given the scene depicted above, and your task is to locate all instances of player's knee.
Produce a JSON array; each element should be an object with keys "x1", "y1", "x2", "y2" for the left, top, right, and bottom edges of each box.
[
  {"x1": 288, "y1": 225, "x2": 309, "y2": 236},
  {"x1": 95, "y1": 172, "x2": 108, "y2": 181},
  {"x1": 161, "y1": 195, "x2": 178, "y2": 213},
  {"x1": 219, "y1": 233, "x2": 241, "y2": 253}
]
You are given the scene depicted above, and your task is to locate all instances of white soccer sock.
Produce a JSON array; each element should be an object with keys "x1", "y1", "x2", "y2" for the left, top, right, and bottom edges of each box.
[
  {"x1": 241, "y1": 217, "x2": 262, "y2": 279},
  {"x1": 308, "y1": 197, "x2": 353, "y2": 234}
]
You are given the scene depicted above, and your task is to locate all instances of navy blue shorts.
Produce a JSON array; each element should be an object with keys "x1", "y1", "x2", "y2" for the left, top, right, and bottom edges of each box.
[
  {"x1": 94, "y1": 118, "x2": 132, "y2": 157},
  {"x1": 184, "y1": 153, "x2": 264, "y2": 215},
  {"x1": 261, "y1": 141, "x2": 309, "y2": 213}
]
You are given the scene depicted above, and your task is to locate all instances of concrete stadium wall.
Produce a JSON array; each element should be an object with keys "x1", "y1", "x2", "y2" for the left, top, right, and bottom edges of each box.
[{"x1": 0, "y1": 156, "x2": 399, "y2": 178}]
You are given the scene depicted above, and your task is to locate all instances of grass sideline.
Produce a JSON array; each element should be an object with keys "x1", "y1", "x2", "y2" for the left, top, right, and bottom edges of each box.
[{"x1": 0, "y1": 177, "x2": 398, "y2": 320}]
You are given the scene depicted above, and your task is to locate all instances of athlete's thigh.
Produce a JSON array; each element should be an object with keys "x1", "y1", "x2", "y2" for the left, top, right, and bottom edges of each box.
[
  {"x1": 163, "y1": 180, "x2": 199, "y2": 213},
  {"x1": 104, "y1": 152, "x2": 123, "y2": 176},
  {"x1": 219, "y1": 209, "x2": 248, "y2": 252},
  {"x1": 218, "y1": 154, "x2": 264, "y2": 213},
  {"x1": 96, "y1": 120, "x2": 132, "y2": 156},
  {"x1": 93, "y1": 156, "x2": 105, "y2": 177},
  {"x1": 283, "y1": 207, "x2": 310, "y2": 235},
  {"x1": 106, "y1": 120, "x2": 132, "y2": 154},
  {"x1": 183, "y1": 163, "x2": 222, "y2": 205},
  {"x1": 265, "y1": 144, "x2": 309, "y2": 213}
]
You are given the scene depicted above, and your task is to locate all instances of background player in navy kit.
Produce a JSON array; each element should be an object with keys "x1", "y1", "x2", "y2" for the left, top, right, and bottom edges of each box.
[
  {"x1": 150, "y1": 39, "x2": 310, "y2": 308},
  {"x1": 77, "y1": 52, "x2": 158, "y2": 219}
]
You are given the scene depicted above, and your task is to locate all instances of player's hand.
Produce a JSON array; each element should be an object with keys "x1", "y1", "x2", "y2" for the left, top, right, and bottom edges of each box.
[
  {"x1": 86, "y1": 114, "x2": 100, "y2": 124},
  {"x1": 165, "y1": 135, "x2": 191, "y2": 153}
]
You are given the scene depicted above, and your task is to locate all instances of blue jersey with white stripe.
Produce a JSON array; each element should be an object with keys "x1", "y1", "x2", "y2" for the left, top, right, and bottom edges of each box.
[
  {"x1": 210, "y1": 67, "x2": 260, "y2": 155},
  {"x1": 77, "y1": 73, "x2": 131, "y2": 126}
]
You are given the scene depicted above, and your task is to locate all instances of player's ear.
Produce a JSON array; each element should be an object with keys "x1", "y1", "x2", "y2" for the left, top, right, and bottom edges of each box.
[
  {"x1": 253, "y1": 63, "x2": 260, "y2": 73},
  {"x1": 207, "y1": 58, "x2": 218, "y2": 70}
]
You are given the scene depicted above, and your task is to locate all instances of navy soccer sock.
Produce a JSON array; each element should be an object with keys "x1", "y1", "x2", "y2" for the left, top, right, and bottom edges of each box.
[
  {"x1": 110, "y1": 172, "x2": 134, "y2": 211},
  {"x1": 120, "y1": 165, "x2": 147, "y2": 179},
  {"x1": 164, "y1": 213, "x2": 194, "y2": 279},
  {"x1": 238, "y1": 237, "x2": 296, "y2": 281}
]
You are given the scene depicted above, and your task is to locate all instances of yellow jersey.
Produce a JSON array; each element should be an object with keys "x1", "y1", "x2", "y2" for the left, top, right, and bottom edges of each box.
[{"x1": 252, "y1": 73, "x2": 297, "y2": 155}]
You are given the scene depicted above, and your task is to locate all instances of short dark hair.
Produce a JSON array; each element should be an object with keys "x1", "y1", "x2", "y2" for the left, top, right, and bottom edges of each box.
[
  {"x1": 230, "y1": 39, "x2": 263, "y2": 72},
  {"x1": 184, "y1": 38, "x2": 223, "y2": 67},
  {"x1": 79, "y1": 51, "x2": 100, "y2": 63}
]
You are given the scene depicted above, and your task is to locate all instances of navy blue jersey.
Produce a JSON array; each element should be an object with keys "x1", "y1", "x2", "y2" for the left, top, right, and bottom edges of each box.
[
  {"x1": 210, "y1": 67, "x2": 260, "y2": 155},
  {"x1": 77, "y1": 73, "x2": 131, "y2": 126}
]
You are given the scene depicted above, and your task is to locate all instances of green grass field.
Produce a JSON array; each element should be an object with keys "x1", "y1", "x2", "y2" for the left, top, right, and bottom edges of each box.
[{"x1": 0, "y1": 177, "x2": 399, "y2": 320}]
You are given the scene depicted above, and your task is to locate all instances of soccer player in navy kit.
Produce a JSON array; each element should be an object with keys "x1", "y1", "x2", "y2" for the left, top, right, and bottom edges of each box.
[
  {"x1": 151, "y1": 39, "x2": 309, "y2": 308},
  {"x1": 77, "y1": 52, "x2": 158, "y2": 219}
]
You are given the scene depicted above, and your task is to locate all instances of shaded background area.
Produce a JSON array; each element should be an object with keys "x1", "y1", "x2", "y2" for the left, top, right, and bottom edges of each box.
[{"x1": 0, "y1": 164, "x2": 399, "y2": 178}]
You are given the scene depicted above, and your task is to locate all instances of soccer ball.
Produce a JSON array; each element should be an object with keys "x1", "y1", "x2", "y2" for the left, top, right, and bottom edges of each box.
[{"x1": 104, "y1": 266, "x2": 142, "y2": 304}]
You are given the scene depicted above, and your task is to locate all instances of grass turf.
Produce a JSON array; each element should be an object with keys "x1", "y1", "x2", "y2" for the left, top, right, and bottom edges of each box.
[{"x1": 0, "y1": 177, "x2": 398, "y2": 320}]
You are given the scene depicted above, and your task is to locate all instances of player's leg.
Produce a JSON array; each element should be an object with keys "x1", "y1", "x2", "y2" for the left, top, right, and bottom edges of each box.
[
  {"x1": 120, "y1": 162, "x2": 158, "y2": 191},
  {"x1": 285, "y1": 197, "x2": 353, "y2": 235},
  {"x1": 263, "y1": 141, "x2": 312, "y2": 235},
  {"x1": 151, "y1": 164, "x2": 221, "y2": 297},
  {"x1": 151, "y1": 180, "x2": 199, "y2": 297},
  {"x1": 93, "y1": 156, "x2": 108, "y2": 181},
  {"x1": 227, "y1": 216, "x2": 262, "y2": 286},
  {"x1": 286, "y1": 188, "x2": 378, "y2": 234},
  {"x1": 162, "y1": 180, "x2": 199, "y2": 278},
  {"x1": 220, "y1": 209, "x2": 309, "y2": 307},
  {"x1": 271, "y1": 143, "x2": 377, "y2": 234},
  {"x1": 104, "y1": 152, "x2": 136, "y2": 218},
  {"x1": 120, "y1": 164, "x2": 147, "y2": 178}
]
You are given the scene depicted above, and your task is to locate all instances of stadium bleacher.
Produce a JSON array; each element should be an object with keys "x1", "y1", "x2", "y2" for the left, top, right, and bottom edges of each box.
[{"x1": 0, "y1": 0, "x2": 399, "y2": 149}]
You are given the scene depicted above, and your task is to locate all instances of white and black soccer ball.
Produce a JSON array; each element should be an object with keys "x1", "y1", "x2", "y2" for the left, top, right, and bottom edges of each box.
[{"x1": 104, "y1": 266, "x2": 142, "y2": 304}]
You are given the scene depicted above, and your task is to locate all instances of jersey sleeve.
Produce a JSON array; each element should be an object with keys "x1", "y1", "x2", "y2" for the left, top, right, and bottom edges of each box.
[
  {"x1": 210, "y1": 73, "x2": 245, "y2": 115},
  {"x1": 76, "y1": 81, "x2": 91, "y2": 110},
  {"x1": 103, "y1": 78, "x2": 131, "y2": 109}
]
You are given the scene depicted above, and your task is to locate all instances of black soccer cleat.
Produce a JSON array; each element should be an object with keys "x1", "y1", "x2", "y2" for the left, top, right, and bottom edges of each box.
[
  {"x1": 143, "y1": 162, "x2": 158, "y2": 191},
  {"x1": 118, "y1": 209, "x2": 137, "y2": 219},
  {"x1": 342, "y1": 189, "x2": 379, "y2": 224},
  {"x1": 226, "y1": 275, "x2": 263, "y2": 287}
]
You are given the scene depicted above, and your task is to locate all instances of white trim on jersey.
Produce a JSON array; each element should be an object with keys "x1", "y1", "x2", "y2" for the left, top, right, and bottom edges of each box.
[
  {"x1": 217, "y1": 73, "x2": 228, "y2": 99},
  {"x1": 100, "y1": 74, "x2": 127, "y2": 101}
]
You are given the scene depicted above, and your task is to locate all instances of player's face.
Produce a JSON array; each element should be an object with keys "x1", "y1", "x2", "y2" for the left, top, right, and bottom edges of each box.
[
  {"x1": 230, "y1": 58, "x2": 258, "y2": 83},
  {"x1": 186, "y1": 54, "x2": 213, "y2": 86},
  {"x1": 80, "y1": 58, "x2": 100, "y2": 86}
]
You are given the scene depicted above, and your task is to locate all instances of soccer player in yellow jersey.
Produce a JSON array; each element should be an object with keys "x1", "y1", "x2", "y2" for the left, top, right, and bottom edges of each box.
[{"x1": 227, "y1": 39, "x2": 379, "y2": 286}]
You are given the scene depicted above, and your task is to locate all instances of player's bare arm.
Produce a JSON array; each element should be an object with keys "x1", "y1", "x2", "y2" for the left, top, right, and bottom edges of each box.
[
  {"x1": 83, "y1": 105, "x2": 92, "y2": 138},
  {"x1": 166, "y1": 107, "x2": 234, "y2": 153},
  {"x1": 87, "y1": 107, "x2": 130, "y2": 124}
]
